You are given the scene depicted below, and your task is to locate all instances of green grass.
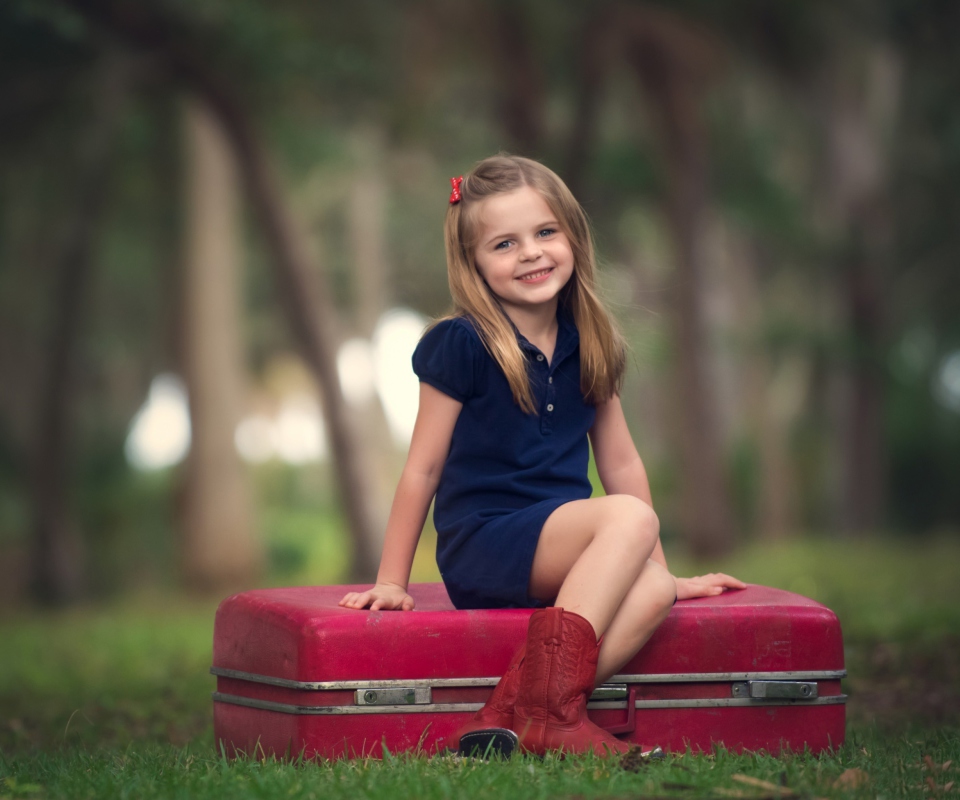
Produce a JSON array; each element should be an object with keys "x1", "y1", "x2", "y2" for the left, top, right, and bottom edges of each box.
[
  {"x1": 0, "y1": 598, "x2": 216, "y2": 754},
  {"x1": 2, "y1": 536, "x2": 959, "y2": 798},
  {"x1": 2, "y1": 731, "x2": 958, "y2": 799}
]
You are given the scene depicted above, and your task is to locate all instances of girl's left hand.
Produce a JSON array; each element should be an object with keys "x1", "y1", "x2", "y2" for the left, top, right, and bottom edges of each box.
[{"x1": 675, "y1": 573, "x2": 747, "y2": 600}]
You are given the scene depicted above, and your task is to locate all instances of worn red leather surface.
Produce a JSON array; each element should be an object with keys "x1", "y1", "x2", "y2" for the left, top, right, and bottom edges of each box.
[{"x1": 213, "y1": 583, "x2": 845, "y2": 759}]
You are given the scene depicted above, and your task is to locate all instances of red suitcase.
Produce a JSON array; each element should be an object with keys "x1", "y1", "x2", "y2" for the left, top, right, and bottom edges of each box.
[{"x1": 212, "y1": 583, "x2": 845, "y2": 759}]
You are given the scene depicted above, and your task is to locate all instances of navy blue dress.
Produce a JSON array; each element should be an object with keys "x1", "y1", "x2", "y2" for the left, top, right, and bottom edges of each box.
[{"x1": 412, "y1": 313, "x2": 595, "y2": 610}]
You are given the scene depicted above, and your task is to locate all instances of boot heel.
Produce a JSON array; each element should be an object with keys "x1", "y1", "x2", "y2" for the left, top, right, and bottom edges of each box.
[{"x1": 457, "y1": 728, "x2": 519, "y2": 759}]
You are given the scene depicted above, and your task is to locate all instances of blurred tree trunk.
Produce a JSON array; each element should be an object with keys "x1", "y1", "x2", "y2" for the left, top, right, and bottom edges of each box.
[
  {"x1": 479, "y1": 3, "x2": 546, "y2": 156},
  {"x1": 348, "y1": 157, "x2": 390, "y2": 336},
  {"x1": 178, "y1": 98, "x2": 262, "y2": 588},
  {"x1": 344, "y1": 140, "x2": 394, "y2": 555},
  {"x1": 736, "y1": 242, "x2": 796, "y2": 539},
  {"x1": 220, "y1": 108, "x2": 382, "y2": 581},
  {"x1": 623, "y1": 7, "x2": 736, "y2": 558},
  {"x1": 28, "y1": 54, "x2": 128, "y2": 604},
  {"x1": 565, "y1": 8, "x2": 613, "y2": 198},
  {"x1": 818, "y1": 47, "x2": 900, "y2": 535},
  {"x1": 67, "y1": 0, "x2": 382, "y2": 580}
]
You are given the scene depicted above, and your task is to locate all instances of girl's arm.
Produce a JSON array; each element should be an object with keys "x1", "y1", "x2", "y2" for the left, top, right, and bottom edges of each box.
[
  {"x1": 339, "y1": 383, "x2": 462, "y2": 611},
  {"x1": 589, "y1": 394, "x2": 744, "y2": 599},
  {"x1": 589, "y1": 394, "x2": 667, "y2": 568}
]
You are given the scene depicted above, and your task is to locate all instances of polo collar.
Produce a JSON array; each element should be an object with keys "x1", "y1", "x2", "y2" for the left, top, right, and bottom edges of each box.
[{"x1": 513, "y1": 308, "x2": 579, "y2": 365}]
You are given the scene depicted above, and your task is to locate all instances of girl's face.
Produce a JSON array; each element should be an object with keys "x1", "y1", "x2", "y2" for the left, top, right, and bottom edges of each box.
[{"x1": 472, "y1": 186, "x2": 574, "y2": 319}]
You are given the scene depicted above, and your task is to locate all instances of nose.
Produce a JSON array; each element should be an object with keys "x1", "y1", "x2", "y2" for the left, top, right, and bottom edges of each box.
[{"x1": 519, "y1": 240, "x2": 542, "y2": 261}]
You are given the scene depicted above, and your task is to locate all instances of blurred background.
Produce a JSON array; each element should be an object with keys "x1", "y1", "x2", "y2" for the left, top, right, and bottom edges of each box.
[
  {"x1": 1, "y1": 0, "x2": 959, "y2": 607},
  {"x1": 3, "y1": 0, "x2": 960, "y2": 758}
]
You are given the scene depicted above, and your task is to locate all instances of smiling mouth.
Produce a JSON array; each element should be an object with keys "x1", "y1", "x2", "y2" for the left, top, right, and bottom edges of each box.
[{"x1": 517, "y1": 267, "x2": 554, "y2": 282}]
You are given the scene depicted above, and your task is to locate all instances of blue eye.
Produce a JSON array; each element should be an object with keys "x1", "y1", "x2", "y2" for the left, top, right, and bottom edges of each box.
[
  {"x1": 537, "y1": 228, "x2": 556, "y2": 238},
  {"x1": 494, "y1": 240, "x2": 512, "y2": 250}
]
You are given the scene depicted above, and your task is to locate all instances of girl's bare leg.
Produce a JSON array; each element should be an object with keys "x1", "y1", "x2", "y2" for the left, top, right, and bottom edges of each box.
[
  {"x1": 595, "y1": 558, "x2": 675, "y2": 683},
  {"x1": 529, "y1": 494, "x2": 675, "y2": 682}
]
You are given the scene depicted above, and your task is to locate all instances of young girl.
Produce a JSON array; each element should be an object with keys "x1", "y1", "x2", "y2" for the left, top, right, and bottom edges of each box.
[{"x1": 340, "y1": 155, "x2": 744, "y2": 757}]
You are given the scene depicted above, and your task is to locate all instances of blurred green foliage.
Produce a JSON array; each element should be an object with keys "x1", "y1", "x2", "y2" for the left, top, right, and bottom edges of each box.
[
  {"x1": 670, "y1": 535, "x2": 960, "y2": 644},
  {"x1": 1, "y1": 0, "x2": 960, "y2": 600}
]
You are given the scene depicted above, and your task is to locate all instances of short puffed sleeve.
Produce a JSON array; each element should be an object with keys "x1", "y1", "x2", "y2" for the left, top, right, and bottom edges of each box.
[{"x1": 412, "y1": 318, "x2": 481, "y2": 403}]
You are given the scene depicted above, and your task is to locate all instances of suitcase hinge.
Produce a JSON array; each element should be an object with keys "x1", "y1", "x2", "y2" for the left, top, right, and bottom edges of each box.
[
  {"x1": 731, "y1": 680, "x2": 818, "y2": 700},
  {"x1": 354, "y1": 687, "x2": 432, "y2": 706}
]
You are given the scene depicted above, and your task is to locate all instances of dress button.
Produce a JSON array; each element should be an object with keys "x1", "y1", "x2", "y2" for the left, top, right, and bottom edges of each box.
[
  {"x1": 546, "y1": 404, "x2": 554, "y2": 412},
  {"x1": 536, "y1": 354, "x2": 545, "y2": 361},
  {"x1": 548, "y1": 377, "x2": 553, "y2": 384}
]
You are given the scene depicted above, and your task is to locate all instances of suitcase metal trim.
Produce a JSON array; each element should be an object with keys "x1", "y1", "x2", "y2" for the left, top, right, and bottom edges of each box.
[
  {"x1": 210, "y1": 666, "x2": 846, "y2": 689},
  {"x1": 212, "y1": 691, "x2": 847, "y2": 716},
  {"x1": 212, "y1": 584, "x2": 847, "y2": 756}
]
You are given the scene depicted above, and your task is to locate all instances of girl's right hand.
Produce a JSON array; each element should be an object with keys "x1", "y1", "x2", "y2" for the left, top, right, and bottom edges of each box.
[
  {"x1": 338, "y1": 582, "x2": 416, "y2": 611},
  {"x1": 675, "y1": 573, "x2": 746, "y2": 600}
]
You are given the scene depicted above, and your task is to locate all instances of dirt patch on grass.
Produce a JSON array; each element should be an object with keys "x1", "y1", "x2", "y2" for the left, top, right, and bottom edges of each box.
[{"x1": 846, "y1": 636, "x2": 960, "y2": 730}]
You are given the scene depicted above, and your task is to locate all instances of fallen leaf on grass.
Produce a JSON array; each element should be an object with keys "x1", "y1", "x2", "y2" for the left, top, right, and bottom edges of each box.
[
  {"x1": 716, "y1": 789, "x2": 825, "y2": 800},
  {"x1": 834, "y1": 768, "x2": 871, "y2": 789},
  {"x1": 731, "y1": 774, "x2": 796, "y2": 796},
  {"x1": 924, "y1": 776, "x2": 958, "y2": 794},
  {"x1": 619, "y1": 746, "x2": 664, "y2": 772},
  {"x1": 924, "y1": 755, "x2": 956, "y2": 774}
]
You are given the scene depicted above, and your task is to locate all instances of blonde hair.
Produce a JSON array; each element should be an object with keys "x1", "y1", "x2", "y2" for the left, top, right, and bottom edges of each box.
[{"x1": 441, "y1": 154, "x2": 626, "y2": 414}]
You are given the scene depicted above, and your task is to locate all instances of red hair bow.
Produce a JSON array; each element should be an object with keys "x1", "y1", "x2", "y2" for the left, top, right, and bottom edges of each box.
[{"x1": 449, "y1": 176, "x2": 463, "y2": 204}]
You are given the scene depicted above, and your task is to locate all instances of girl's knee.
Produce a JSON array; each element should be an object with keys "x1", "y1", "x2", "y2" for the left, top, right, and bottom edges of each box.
[{"x1": 601, "y1": 494, "x2": 659, "y2": 545}]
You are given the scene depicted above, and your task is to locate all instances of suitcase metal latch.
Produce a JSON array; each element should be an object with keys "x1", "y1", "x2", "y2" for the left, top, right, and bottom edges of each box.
[
  {"x1": 588, "y1": 683, "x2": 637, "y2": 735},
  {"x1": 590, "y1": 683, "x2": 628, "y2": 701},
  {"x1": 354, "y1": 687, "x2": 432, "y2": 706},
  {"x1": 731, "y1": 680, "x2": 818, "y2": 700}
]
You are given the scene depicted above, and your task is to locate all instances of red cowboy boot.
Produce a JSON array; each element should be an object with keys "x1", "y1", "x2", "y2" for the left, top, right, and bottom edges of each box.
[
  {"x1": 454, "y1": 644, "x2": 525, "y2": 756},
  {"x1": 513, "y1": 607, "x2": 632, "y2": 757}
]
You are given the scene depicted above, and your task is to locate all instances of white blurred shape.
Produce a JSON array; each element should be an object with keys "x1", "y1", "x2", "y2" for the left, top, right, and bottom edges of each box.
[
  {"x1": 235, "y1": 415, "x2": 275, "y2": 463},
  {"x1": 272, "y1": 393, "x2": 327, "y2": 463},
  {"x1": 373, "y1": 308, "x2": 428, "y2": 447},
  {"x1": 934, "y1": 350, "x2": 960, "y2": 413},
  {"x1": 125, "y1": 374, "x2": 191, "y2": 470},
  {"x1": 337, "y1": 337, "x2": 377, "y2": 405}
]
